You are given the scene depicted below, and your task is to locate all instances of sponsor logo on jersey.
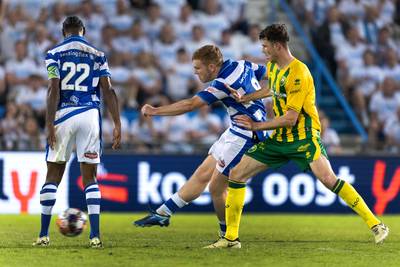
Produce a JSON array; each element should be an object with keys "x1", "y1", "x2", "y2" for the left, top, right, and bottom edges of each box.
[{"x1": 84, "y1": 152, "x2": 98, "y2": 159}]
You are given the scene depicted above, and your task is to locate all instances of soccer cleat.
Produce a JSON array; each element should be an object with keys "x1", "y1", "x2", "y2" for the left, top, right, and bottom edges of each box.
[
  {"x1": 372, "y1": 223, "x2": 389, "y2": 244},
  {"x1": 134, "y1": 210, "x2": 170, "y2": 227},
  {"x1": 89, "y1": 237, "x2": 103, "y2": 248},
  {"x1": 203, "y1": 237, "x2": 241, "y2": 249},
  {"x1": 32, "y1": 236, "x2": 50, "y2": 247}
]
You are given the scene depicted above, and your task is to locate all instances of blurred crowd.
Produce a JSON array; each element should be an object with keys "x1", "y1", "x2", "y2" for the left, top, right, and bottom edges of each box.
[
  {"x1": 293, "y1": 0, "x2": 400, "y2": 153},
  {"x1": 0, "y1": 0, "x2": 267, "y2": 153},
  {"x1": 5, "y1": 0, "x2": 395, "y2": 154}
]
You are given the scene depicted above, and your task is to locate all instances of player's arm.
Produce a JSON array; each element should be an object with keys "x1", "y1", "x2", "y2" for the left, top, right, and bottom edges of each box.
[
  {"x1": 46, "y1": 76, "x2": 60, "y2": 149},
  {"x1": 142, "y1": 96, "x2": 207, "y2": 117},
  {"x1": 226, "y1": 84, "x2": 272, "y2": 103},
  {"x1": 235, "y1": 69, "x2": 307, "y2": 131},
  {"x1": 234, "y1": 109, "x2": 299, "y2": 130},
  {"x1": 100, "y1": 76, "x2": 121, "y2": 149}
]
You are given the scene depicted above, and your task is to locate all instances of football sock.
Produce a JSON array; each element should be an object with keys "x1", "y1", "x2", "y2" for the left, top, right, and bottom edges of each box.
[
  {"x1": 219, "y1": 221, "x2": 226, "y2": 236},
  {"x1": 156, "y1": 192, "x2": 188, "y2": 216},
  {"x1": 225, "y1": 180, "x2": 246, "y2": 241},
  {"x1": 85, "y1": 183, "x2": 101, "y2": 239},
  {"x1": 333, "y1": 179, "x2": 380, "y2": 228},
  {"x1": 39, "y1": 183, "x2": 58, "y2": 237}
]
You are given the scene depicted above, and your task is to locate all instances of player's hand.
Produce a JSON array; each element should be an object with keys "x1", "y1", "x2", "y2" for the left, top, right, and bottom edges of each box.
[
  {"x1": 225, "y1": 83, "x2": 246, "y2": 103},
  {"x1": 47, "y1": 125, "x2": 57, "y2": 149},
  {"x1": 112, "y1": 125, "x2": 121, "y2": 150},
  {"x1": 234, "y1": 115, "x2": 257, "y2": 130},
  {"x1": 141, "y1": 104, "x2": 157, "y2": 117}
]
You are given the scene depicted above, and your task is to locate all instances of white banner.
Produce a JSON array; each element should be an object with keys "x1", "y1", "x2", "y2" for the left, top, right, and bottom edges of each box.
[{"x1": 0, "y1": 152, "x2": 70, "y2": 214}]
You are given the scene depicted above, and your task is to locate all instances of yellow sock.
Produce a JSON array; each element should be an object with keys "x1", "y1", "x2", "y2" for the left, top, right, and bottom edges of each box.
[
  {"x1": 333, "y1": 179, "x2": 380, "y2": 228},
  {"x1": 225, "y1": 180, "x2": 246, "y2": 241}
]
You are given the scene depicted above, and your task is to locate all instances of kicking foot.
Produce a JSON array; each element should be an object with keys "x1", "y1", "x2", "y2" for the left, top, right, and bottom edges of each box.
[{"x1": 134, "y1": 210, "x2": 170, "y2": 227}]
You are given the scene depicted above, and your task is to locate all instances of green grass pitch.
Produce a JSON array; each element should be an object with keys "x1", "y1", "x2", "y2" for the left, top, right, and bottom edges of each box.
[{"x1": 0, "y1": 213, "x2": 398, "y2": 267}]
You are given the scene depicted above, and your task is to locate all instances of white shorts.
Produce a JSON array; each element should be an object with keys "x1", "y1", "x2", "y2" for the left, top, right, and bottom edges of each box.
[
  {"x1": 46, "y1": 107, "x2": 101, "y2": 164},
  {"x1": 208, "y1": 128, "x2": 255, "y2": 176}
]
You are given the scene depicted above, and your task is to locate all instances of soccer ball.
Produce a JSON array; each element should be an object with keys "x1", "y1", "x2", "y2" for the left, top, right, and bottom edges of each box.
[{"x1": 56, "y1": 208, "x2": 87, "y2": 237}]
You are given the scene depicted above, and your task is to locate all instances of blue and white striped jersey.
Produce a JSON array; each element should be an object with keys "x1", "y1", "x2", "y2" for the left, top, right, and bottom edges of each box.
[
  {"x1": 196, "y1": 59, "x2": 269, "y2": 141},
  {"x1": 45, "y1": 35, "x2": 110, "y2": 110}
]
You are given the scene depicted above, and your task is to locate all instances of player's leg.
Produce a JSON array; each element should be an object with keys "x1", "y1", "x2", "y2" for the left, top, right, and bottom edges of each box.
[
  {"x1": 134, "y1": 155, "x2": 216, "y2": 227},
  {"x1": 80, "y1": 162, "x2": 102, "y2": 244},
  {"x1": 205, "y1": 155, "x2": 268, "y2": 248},
  {"x1": 225, "y1": 155, "x2": 267, "y2": 240},
  {"x1": 208, "y1": 169, "x2": 228, "y2": 236},
  {"x1": 75, "y1": 108, "x2": 102, "y2": 248},
  {"x1": 308, "y1": 137, "x2": 388, "y2": 244},
  {"x1": 34, "y1": 117, "x2": 75, "y2": 246}
]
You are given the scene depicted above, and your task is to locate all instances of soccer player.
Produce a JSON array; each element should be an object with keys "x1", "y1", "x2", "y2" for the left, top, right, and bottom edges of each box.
[
  {"x1": 134, "y1": 45, "x2": 270, "y2": 238},
  {"x1": 32, "y1": 16, "x2": 121, "y2": 248},
  {"x1": 206, "y1": 24, "x2": 389, "y2": 249}
]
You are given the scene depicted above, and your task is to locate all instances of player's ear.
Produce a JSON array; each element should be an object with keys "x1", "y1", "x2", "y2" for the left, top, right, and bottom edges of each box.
[
  {"x1": 62, "y1": 29, "x2": 66, "y2": 37},
  {"x1": 82, "y1": 26, "x2": 86, "y2": 36}
]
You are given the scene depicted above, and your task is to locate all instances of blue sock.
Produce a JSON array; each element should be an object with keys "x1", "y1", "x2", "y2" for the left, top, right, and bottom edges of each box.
[
  {"x1": 85, "y1": 183, "x2": 101, "y2": 239},
  {"x1": 39, "y1": 183, "x2": 58, "y2": 237}
]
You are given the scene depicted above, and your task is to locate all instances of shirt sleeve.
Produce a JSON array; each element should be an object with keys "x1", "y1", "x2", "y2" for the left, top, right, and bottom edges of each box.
[
  {"x1": 196, "y1": 80, "x2": 229, "y2": 105},
  {"x1": 98, "y1": 54, "x2": 111, "y2": 77},
  {"x1": 45, "y1": 52, "x2": 60, "y2": 80},
  {"x1": 285, "y1": 67, "x2": 308, "y2": 113}
]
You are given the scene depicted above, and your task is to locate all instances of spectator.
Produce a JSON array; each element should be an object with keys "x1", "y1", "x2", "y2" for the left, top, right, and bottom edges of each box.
[
  {"x1": 349, "y1": 50, "x2": 384, "y2": 126},
  {"x1": 158, "y1": 113, "x2": 193, "y2": 154},
  {"x1": 152, "y1": 23, "x2": 181, "y2": 70},
  {"x1": 382, "y1": 48, "x2": 400, "y2": 82},
  {"x1": 219, "y1": 29, "x2": 241, "y2": 60},
  {"x1": 383, "y1": 106, "x2": 400, "y2": 153},
  {"x1": 184, "y1": 25, "x2": 213, "y2": 55},
  {"x1": 173, "y1": 3, "x2": 198, "y2": 42},
  {"x1": 131, "y1": 52, "x2": 162, "y2": 107},
  {"x1": 17, "y1": 116, "x2": 45, "y2": 150},
  {"x1": 242, "y1": 24, "x2": 266, "y2": 64},
  {"x1": 108, "y1": 0, "x2": 134, "y2": 32},
  {"x1": 189, "y1": 106, "x2": 222, "y2": 149},
  {"x1": 320, "y1": 110, "x2": 342, "y2": 154},
  {"x1": 5, "y1": 40, "x2": 38, "y2": 92},
  {"x1": 129, "y1": 115, "x2": 158, "y2": 153},
  {"x1": 219, "y1": 0, "x2": 248, "y2": 34},
  {"x1": 369, "y1": 77, "x2": 400, "y2": 148},
  {"x1": 153, "y1": 0, "x2": 186, "y2": 20},
  {"x1": 142, "y1": 2, "x2": 164, "y2": 41},
  {"x1": 165, "y1": 48, "x2": 199, "y2": 101},
  {"x1": 0, "y1": 102, "x2": 19, "y2": 150},
  {"x1": 198, "y1": 0, "x2": 229, "y2": 42},
  {"x1": 80, "y1": 0, "x2": 106, "y2": 45},
  {"x1": 28, "y1": 24, "x2": 52, "y2": 65}
]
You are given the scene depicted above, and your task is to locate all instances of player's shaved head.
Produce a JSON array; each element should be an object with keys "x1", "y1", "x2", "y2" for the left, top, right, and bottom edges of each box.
[
  {"x1": 259, "y1": 23, "x2": 289, "y2": 45},
  {"x1": 62, "y1": 16, "x2": 86, "y2": 37},
  {"x1": 192, "y1": 45, "x2": 223, "y2": 67}
]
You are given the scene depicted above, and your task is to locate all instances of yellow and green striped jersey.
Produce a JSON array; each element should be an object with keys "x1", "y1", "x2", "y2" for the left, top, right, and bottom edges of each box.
[{"x1": 267, "y1": 58, "x2": 321, "y2": 142}]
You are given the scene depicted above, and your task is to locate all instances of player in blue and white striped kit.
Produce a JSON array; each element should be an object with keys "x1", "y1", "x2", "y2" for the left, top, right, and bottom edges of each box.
[
  {"x1": 33, "y1": 16, "x2": 121, "y2": 248},
  {"x1": 134, "y1": 45, "x2": 271, "y2": 238}
]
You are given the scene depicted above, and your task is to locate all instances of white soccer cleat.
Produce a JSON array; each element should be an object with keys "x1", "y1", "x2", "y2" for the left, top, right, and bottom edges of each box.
[
  {"x1": 371, "y1": 223, "x2": 389, "y2": 244},
  {"x1": 89, "y1": 237, "x2": 103, "y2": 248},
  {"x1": 203, "y1": 237, "x2": 241, "y2": 249},
  {"x1": 32, "y1": 236, "x2": 50, "y2": 247}
]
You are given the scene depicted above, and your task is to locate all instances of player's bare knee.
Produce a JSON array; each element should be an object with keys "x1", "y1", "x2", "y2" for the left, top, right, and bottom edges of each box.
[{"x1": 229, "y1": 166, "x2": 247, "y2": 183}]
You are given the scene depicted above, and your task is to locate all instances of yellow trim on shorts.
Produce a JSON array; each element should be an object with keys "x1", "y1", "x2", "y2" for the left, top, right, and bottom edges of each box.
[{"x1": 311, "y1": 137, "x2": 321, "y2": 161}]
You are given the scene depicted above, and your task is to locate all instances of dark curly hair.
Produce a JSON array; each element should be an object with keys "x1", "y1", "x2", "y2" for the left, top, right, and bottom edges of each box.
[{"x1": 259, "y1": 24, "x2": 289, "y2": 44}]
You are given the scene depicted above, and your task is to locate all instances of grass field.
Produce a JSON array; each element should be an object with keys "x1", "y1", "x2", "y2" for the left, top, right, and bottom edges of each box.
[{"x1": 0, "y1": 213, "x2": 398, "y2": 267}]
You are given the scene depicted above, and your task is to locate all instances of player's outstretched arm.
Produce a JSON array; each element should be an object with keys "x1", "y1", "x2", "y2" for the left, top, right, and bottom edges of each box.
[
  {"x1": 234, "y1": 109, "x2": 299, "y2": 131},
  {"x1": 46, "y1": 78, "x2": 60, "y2": 149},
  {"x1": 225, "y1": 83, "x2": 272, "y2": 103},
  {"x1": 141, "y1": 96, "x2": 207, "y2": 117},
  {"x1": 100, "y1": 76, "x2": 121, "y2": 149}
]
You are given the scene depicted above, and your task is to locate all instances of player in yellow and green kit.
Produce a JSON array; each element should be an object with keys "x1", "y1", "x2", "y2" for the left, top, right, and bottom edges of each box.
[{"x1": 205, "y1": 24, "x2": 389, "y2": 249}]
